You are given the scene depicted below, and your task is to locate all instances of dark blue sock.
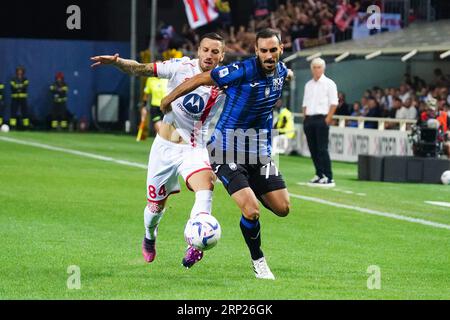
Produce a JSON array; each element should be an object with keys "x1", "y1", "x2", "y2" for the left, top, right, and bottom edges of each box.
[{"x1": 240, "y1": 215, "x2": 263, "y2": 260}]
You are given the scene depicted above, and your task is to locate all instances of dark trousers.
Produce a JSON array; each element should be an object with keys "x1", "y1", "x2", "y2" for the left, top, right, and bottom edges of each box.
[
  {"x1": 0, "y1": 100, "x2": 4, "y2": 123},
  {"x1": 11, "y1": 98, "x2": 29, "y2": 119},
  {"x1": 52, "y1": 102, "x2": 67, "y2": 121},
  {"x1": 303, "y1": 115, "x2": 333, "y2": 180}
]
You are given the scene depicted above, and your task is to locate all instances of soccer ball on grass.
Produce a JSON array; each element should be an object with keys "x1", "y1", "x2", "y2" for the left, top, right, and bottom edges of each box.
[
  {"x1": 184, "y1": 213, "x2": 221, "y2": 251},
  {"x1": 1, "y1": 124, "x2": 10, "y2": 133},
  {"x1": 441, "y1": 170, "x2": 450, "y2": 185}
]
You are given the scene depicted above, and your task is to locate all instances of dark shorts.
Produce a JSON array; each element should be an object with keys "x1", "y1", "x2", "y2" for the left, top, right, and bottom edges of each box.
[
  {"x1": 211, "y1": 160, "x2": 286, "y2": 198},
  {"x1": 150, "y1": 107, "x2": 164, "y2": 124}
]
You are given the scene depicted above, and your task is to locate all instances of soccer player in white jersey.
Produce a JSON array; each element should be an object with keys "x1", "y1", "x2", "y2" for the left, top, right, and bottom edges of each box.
[{"x1": 90, "y1": 33, "x2": 226, "y2": 268}]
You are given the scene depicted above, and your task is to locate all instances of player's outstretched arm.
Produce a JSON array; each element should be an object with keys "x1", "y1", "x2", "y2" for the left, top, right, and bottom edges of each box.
[
  {"x1": 160, "y1": 71, "x2": 215, "y2": 114},
  {"x1": 286, "y1": 69, "x2": 295, "y2": 82},
  {"x1": 90, "y1": 53, "x2": 154, "y2": 77}
]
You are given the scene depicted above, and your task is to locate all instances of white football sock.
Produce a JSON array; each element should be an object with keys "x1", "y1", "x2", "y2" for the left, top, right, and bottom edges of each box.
[
  {"x1": 144, "y1": 205, "x2": 165, "y2": 241},
  {"x1": 190, "y1": 190, "x2": 213, "y2": 219}
]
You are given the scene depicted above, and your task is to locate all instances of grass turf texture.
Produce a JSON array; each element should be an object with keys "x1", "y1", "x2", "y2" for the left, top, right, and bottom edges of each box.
[{"x1": 0, "y1": 132, "x2": 449, "y2": 299}]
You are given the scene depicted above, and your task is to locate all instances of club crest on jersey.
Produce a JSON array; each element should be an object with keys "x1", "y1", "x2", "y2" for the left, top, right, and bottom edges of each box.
[
  {"x1": 219, "y1": 68, "x2": 229, "y2": 78},
  {"x1": 273, "y1": 78, "x2": 283, "y2": 91},
  {"x1": 182, "y1": 93, "x2": 205, "y2": 114},
  {"x1": 265, "y1": 86, "x2": 270, "y2": 98}
]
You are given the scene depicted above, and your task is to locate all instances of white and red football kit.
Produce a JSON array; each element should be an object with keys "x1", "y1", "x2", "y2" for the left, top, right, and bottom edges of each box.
[{"x1": 146, "y1": 57, "x2": 224, "y2": 203}]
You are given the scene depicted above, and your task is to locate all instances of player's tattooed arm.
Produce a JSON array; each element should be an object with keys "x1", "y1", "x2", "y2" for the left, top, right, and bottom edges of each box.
[
  {"x1": 114, "y1": 58, "x2": 154, "y2": 76},
  {"x1": 90, "y1": 53, "x2": 154, "y2": 77},
  {"x1": 160, "y1": 71, "x2": 215, "y2": 114}
]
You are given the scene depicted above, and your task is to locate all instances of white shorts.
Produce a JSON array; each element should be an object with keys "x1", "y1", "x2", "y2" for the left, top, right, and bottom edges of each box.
[{"x1": 146, "y1": 135, "x2": 212, "y2": 203}]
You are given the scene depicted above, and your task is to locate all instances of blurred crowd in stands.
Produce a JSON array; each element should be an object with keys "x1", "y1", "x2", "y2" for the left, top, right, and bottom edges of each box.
[
  {"x1": 154, "y1": 0, "x2": 419, "y2": 58},
  {"x1": 334, "y1": 68, "x2": 450, "y2": 132}
]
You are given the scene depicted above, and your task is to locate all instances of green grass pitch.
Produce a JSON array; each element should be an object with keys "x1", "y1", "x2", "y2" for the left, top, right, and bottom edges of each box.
[{"x1": 0, "y1": 132, "x2": 449, "y2": 299}]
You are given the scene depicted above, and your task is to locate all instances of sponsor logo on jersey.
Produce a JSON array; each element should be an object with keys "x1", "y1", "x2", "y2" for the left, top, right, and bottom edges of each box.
[
  {"x1": 273, "y1": 77, "x2": 284, "y2": 91},
  {"x1": 182, "y1": 93, "x2": 205, "y2": 114}
]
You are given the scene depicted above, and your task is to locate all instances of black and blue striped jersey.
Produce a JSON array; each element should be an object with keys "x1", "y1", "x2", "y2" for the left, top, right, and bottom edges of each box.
[{"x1": 210, "y1": 57, "x2": 288, "y2": 158}]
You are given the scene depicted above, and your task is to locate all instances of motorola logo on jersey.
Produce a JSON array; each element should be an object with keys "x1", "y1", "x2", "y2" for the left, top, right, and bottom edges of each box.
[{"x1": 182, "y1": 94, "x2": 205, "y2": 114}]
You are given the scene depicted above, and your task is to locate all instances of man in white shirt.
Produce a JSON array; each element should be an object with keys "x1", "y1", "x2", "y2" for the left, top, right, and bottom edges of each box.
[
  {"x1": 302, "y1": 58, "x2": 338, "y2": 187},
  {"x1": 395, "y1": 98, "x2": 417, "y2": 120},
  {"x1": 398, "y1": 84, "x2": 411, "y2": 103}
]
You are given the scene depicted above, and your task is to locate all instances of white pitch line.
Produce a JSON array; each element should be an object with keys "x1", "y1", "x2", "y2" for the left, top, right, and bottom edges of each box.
[
  {"x1": 0, "y1": 136, "x2": 147, "y2": 169},
  {"x1": 2, "y1": 136, "x2": 449, "y2": 231},
  {"x1": 289, "y1": 193, "x2": 450, "y2": 231},
  {"x1": 425, "y1": 201, "x2": 450, "y2": 208},
  {"x1": 296, "y1": 182, "x2": 366, "y2": 197}
]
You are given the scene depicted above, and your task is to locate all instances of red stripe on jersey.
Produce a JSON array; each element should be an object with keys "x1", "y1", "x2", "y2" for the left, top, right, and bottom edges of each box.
[
  {"x1": 200, "y1": 87, "x2": 219, "y2": 124},
  {"x1": 189, "y1": 87, "x2": 219, "y2": 147},
  {"x1": 153, "y1": 63, "x2": 158, "y2": 77}
]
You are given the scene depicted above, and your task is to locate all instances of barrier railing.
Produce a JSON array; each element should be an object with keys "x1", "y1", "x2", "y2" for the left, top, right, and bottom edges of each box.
[{"x1": 292, "y1": 113, "x2": 417, "y2": 131}]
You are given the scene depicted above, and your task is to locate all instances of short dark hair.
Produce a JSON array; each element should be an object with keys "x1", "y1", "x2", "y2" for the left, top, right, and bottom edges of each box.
[
  {"x1": 199, "y1": 32, "x2": 225, "y2": 46},
  {"x1": 256, "y1": 28, "x2": 281, "y2": 45}
]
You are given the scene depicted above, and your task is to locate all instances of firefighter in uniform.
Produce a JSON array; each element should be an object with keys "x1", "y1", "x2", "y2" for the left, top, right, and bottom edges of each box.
[
  {"x1": 50, "y1": 72, "x2": 69, "y2": 130},
  {"x1": 0, "y1": 81, "x2": 5, "y2": 126},
  {"x1": 10, "y1": 66, "x2": 30, "y2": 129}
]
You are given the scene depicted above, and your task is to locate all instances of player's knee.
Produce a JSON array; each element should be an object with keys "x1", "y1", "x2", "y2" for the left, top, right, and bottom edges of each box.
[
  {"x1": 242, "y1": 204, "x2": 260, "y2": 221},
  {"x1": 206, "y1": 172, "x2": 217, "y2": 188},
  {"x1": 189, "y1": 171, "x2": 216, "y2": 192},
  {"x1": 273, "y1": 200, "x2": 290, "y2": 217}
]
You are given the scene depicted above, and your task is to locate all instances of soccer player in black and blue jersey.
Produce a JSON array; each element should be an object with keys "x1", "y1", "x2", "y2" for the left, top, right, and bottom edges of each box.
[{"x1": 161, "y1": 28, "x2": 294, "y2": 280}]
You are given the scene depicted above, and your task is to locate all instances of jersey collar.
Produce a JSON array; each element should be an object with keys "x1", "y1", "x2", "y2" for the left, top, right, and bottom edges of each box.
[{"x1": 194, "y1": 59, "x2": 203, "y2": 73}]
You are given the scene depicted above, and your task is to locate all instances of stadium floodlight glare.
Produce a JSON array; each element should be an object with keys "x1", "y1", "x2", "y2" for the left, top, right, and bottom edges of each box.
[
  {"x1": 365, "y1": 50, "x2": 382, "y2": 60},
  {"x1": 439, "y1": 50, "x2": 450, "y2": 59},
  {"x1": 401, "y1": 49, "x2": 418, "y2": 62},
  {"x1": 306, "y1": 52, "x2": 322, "y2": 62},
  {"x1": 335, "y1": 52, "x2": 350, "y2": 63}
]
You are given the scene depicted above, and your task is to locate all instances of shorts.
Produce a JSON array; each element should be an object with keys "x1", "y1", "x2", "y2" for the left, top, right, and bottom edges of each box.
[
  {"x1": 146, "y1": 135, "x2": 212, "y2": 203},
  {"x1": 150, "y1": 106, "x2": 164, "y2": 124},
  {"x1": 211, "y1": 160, "x2": 286, "y2": 198}
]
